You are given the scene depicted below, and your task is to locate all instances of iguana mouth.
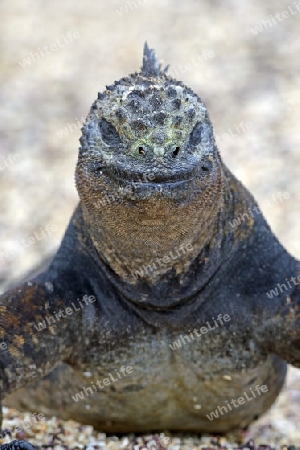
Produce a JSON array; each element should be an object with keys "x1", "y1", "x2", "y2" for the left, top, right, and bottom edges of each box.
[
  {"x1": 112, "y1": 177, "x2": 198, "y2": 196},
  {"x1": 94, "y1": 157, "x2": 212, "y2": 186},
  {"x1": 110, "y1": 167, "x2": 202, "y2": 185}
]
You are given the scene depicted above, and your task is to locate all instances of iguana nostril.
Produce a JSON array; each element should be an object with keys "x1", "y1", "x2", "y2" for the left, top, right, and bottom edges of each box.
[
  {"x1": 201, "y1": 166, "x2": 209, "y2": 172},
  {"x1": 172, "y1": 146, "x2": 180, "y2": 158},
  {"x1": 138, "y1": 146, "x2": 146, "y2": 155}
]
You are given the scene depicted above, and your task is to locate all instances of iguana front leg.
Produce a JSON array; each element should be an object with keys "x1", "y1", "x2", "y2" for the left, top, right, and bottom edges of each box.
[
  {"x1": 0, "y1": 279, "x2": 75, "y2": 394},
  {"x1": 255, "y1": 266, "x2": 300, "y2": 367},
  {"x1": 0, "y1": 268, "x2": 90, "y2": 449}
]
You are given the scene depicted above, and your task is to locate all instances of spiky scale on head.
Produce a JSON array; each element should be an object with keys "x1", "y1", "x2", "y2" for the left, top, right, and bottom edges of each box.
[{"x1": 141, "y1": 42, "x2": 169, "y2": 76}]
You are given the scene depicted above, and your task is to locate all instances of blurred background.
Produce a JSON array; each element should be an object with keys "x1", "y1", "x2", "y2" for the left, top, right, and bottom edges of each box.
[{"x1": 1, "y1": 0, "x2": 300, "y2": 444}]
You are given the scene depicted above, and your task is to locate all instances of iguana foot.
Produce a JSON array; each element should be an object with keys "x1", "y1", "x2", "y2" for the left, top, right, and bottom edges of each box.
[{"x1": 0, "y1": 441, "x2": 36, "y2": 450}]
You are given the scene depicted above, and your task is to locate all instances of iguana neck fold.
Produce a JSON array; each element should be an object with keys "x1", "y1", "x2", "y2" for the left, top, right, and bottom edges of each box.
[{"x1": 80, "y1": 161, "x2": 229, "y2": 287}]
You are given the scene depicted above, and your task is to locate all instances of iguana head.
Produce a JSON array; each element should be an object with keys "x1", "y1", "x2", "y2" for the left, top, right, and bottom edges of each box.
[
  {"x1": 76, "y1": 44, "x2": 226, "y2": 283},
  {"x1": 77, "y1": 43, "x2": 221, "y2": 198}
]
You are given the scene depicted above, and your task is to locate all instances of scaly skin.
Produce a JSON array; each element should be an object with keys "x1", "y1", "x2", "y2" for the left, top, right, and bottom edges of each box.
[{"x1": 1, "y1": 44, "x2": 300, "y2": 447}]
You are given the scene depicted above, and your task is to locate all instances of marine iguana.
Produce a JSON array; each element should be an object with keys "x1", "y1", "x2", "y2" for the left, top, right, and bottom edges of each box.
[{"x1": 1, "y1": 43, "x2": 300, "y2": 449}]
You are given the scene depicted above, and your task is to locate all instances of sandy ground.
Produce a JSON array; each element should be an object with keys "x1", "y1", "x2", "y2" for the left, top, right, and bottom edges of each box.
[{"x1": 0, "y1": 0, "x2": 300, "y2": 447}]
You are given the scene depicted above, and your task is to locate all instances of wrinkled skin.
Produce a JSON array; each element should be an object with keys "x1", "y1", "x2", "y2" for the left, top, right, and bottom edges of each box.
[{"x1": 1, "y1": 45, "x2": 300, "y2": 449}]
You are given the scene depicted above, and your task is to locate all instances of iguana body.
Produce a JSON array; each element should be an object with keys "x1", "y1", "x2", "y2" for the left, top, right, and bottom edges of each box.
[{"x1": 1, "y1": 45, "x2": 300, "y2": 443}]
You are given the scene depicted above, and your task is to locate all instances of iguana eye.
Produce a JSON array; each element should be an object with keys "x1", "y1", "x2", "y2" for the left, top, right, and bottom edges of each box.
[
  {"x1": 100, "y1": 119, "x2": 122, "y2": 146},
  {"x1": 172, "y1": 146, "x2": 180, "y2": 158},
  {"x1": 189, "y1": 122, "x2": 203, "y2": 146}
]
